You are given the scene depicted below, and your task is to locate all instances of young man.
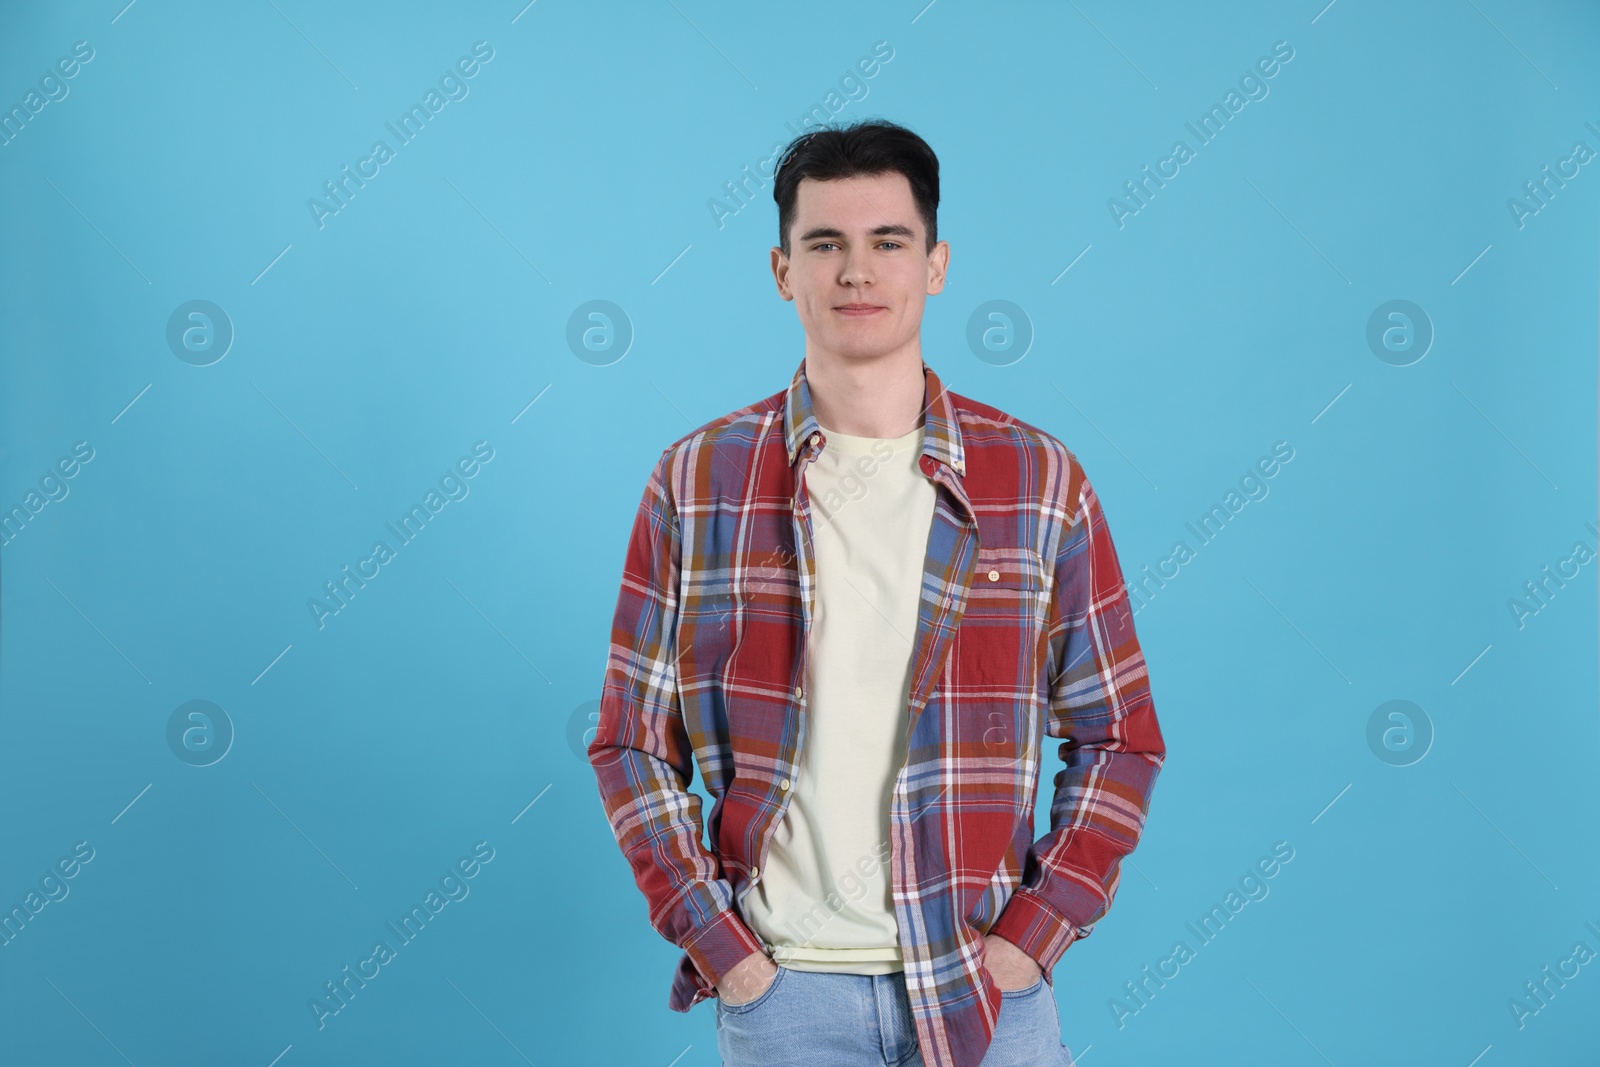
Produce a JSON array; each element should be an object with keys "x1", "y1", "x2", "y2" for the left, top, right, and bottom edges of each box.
[{"x1": 589, "y1": 120, "x2": 1165, "y2": 1067}]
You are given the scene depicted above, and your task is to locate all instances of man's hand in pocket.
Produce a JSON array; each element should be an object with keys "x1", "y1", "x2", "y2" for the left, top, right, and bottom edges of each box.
[
  {"x1": 982, "y1": 933, "x2": 1043, "y2": 992},
  {"x1": 717, "y1": 951, "x2": 780, "y2": 1006}
]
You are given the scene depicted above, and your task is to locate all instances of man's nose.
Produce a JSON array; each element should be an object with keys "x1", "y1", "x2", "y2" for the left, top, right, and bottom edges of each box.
[{"x1": 838, "y1": 251, "x2": 873, "y2": 285}]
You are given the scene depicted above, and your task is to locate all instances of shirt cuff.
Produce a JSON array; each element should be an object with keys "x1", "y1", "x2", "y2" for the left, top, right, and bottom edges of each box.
[
  {"x1": 988, "y1": 890, "x2": 1084, "y2": 987},
  {"x1": 683, "y1": 906, "x2": 767, "y2": 995}
]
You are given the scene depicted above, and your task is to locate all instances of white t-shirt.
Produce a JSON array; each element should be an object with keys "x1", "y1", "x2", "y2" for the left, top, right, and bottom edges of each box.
[{"x1": 740, "y1": 422, "x2": 937, "y2": 973}]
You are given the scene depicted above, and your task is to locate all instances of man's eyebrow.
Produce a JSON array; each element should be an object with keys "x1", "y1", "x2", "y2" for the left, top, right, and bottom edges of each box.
[{"x1": 798, "y1": 224, "x2": 918, "y2": 243}]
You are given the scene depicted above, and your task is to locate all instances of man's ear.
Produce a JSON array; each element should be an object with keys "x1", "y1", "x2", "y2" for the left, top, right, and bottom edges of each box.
[
  {"x1": 926, "y1": 240, "x2": 950, "y2": 295},
  {"x1": 771, "y1": 246, "x2": 793, "y2": 300}
]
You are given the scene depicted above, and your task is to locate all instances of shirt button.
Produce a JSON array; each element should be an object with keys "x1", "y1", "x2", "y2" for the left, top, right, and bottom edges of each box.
[
  {"x1": 810, "y1": 432, "x2": 821, "y2": 446},
  {"x1": 988, "y1": 569, "x2": 1000, "y2": 582},
  {"x1": 780, "y1": 778, "x2": 791, "y2": 791},
  {"x1": 751, "y1": 865, "x2": 760, "y2": 879},
  {"x1": 794, "y1": 686, "x2": 803, "y2": 700}
]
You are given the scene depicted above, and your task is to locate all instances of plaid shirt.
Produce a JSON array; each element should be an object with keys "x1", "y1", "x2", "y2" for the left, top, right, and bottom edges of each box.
[{"x1": 589, "y1": 357, "x2": 1165, "y2": 1067}]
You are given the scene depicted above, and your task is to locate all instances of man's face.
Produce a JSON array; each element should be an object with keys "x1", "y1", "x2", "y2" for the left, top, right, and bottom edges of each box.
[{"x1": 771, "y1": 170, "x2": 949, "y2": 365}]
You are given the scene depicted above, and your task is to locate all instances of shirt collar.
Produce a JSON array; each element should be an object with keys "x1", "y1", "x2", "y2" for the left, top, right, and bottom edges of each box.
[{"x1": 782, "y1": 356, "x2": 966, "y2": 476}]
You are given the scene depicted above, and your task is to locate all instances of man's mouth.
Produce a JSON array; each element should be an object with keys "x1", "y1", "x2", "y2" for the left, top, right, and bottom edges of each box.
[{"x1": 834, "y1": 304, "x2": 885, "y2": 317}]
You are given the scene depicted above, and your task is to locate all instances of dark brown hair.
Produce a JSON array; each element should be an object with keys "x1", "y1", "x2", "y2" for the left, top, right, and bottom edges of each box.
[{"x1": 771, "y1": 119, "x2": 940, "y2": 258}]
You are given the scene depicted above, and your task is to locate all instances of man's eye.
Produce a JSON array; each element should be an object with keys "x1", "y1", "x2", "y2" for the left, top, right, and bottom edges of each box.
[{"x1": 812, "y1": 241, "x2": 902, "y2": 251}]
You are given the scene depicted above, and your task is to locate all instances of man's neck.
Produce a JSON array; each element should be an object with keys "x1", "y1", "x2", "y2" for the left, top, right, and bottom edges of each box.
[{"x1": 804, "y1": 351, "x2": 927, "y2": 439}]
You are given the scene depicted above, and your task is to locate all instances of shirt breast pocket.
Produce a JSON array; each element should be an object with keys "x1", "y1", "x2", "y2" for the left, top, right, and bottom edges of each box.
[
  {"x1": 956, "y1": 545, "x2": 1051, "y2": 694},
  {"x1": 968, "y1": 546, "x2": 1048, "y2": 605}
]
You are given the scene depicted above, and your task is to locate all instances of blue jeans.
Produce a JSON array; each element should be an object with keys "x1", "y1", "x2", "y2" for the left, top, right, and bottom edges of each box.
[{"x1": 714, "y1": 966, "x2": 1077, "y2": 1066}]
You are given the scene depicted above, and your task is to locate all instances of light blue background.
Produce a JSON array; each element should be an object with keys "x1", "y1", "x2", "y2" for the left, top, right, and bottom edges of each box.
[{"x1": 2, "y1": 1, "x2": 1597, "y2": 1064}]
